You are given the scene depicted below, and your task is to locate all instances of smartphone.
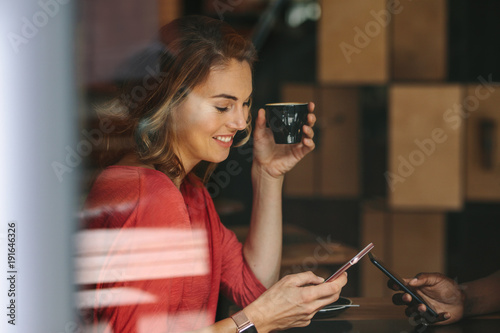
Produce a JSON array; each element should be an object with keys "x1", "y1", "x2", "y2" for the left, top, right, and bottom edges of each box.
[
  {"x1": 324, "y1": 243, "x2": 374, "y2": 283},
  {"x1": 368, "y1": 252, "x2": 439, "y2": 321}
]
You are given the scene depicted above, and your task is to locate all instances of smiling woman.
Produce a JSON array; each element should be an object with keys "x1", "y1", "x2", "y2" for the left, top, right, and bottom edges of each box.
[{"x1": 79, "y1": 15, "x2": 342, "y2": 333}]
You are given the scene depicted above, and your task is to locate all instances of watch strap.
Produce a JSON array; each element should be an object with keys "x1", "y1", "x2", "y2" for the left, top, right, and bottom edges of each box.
[{"x1": 231, "y1": 310, "x2": 258, "y2": 333}]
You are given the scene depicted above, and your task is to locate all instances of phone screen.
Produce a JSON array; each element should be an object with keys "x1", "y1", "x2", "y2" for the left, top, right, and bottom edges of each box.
[{"x1": 368, "y1": 252, "x2": 439, "y2": 321}]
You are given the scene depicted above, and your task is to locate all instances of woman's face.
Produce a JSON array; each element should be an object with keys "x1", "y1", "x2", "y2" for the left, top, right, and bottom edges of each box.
[{"x1": 174, "y1": 59, "x2": 253, "y2": 173}]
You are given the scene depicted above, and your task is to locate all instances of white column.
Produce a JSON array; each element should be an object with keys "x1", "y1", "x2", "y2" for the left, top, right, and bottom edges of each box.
[{"x1": 0, "y1": 0, "x2": 77, "y2": 332}]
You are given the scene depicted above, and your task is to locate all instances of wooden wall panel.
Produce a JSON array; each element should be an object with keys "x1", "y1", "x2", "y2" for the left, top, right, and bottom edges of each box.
[
  {"x1": 318, "y1": 87, "x2": 360, "y2": 197},
  {"x1": 281, "y1": 84, "x2": 318, "y2": 196},
  {"x1": 391, "y1": 212, "x2": 446, "y2": 278},
  {"x1": 281, "y1": 84, "x2": 360, "y2": 198},
  {"x1": 318, "y1": 0, "x2": 388, "y2": 84},
  {"x1": 158, "y1": 0, "x2": 182, "y2": 27},
  {"x1": 465, "y1": 84, "x2": 500, "y2": 201},
  {"x1": 392, "y1": 0, "x2": 447, "y2": 81},
  {"x1": 360, "y1": 203, "x2": 446, "y2": 297},
  {"x1": 388, "y1": 85, "x2": 464, "y2": 210}
]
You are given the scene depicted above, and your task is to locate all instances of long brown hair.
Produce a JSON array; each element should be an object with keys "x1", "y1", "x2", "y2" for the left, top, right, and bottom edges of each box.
[{"x1": 97, "y1": 15, "x2": 257, "y2": 182}]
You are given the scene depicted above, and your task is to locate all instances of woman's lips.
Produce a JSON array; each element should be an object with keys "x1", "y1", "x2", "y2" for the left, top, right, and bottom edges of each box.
[
  {"x1": 214, "y1": 135, "x2": 232, "y2": 143},
  {"x1": 213, "y1": 135, "x2": 234, "y2": 147}
]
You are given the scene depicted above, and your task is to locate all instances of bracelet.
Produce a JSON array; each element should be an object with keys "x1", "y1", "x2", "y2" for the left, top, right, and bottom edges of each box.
[{"x1": 231, "y1": 310, "x2": 258, "y2": 333}]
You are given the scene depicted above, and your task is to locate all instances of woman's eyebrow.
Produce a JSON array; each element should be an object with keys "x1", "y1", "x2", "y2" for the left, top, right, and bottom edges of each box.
[
  {"x1": 210, "y1": 94, "x2": 238, "y2": 100},
  {"x1": 210, "y1": 92, "x2": 253, "y2": 101}
]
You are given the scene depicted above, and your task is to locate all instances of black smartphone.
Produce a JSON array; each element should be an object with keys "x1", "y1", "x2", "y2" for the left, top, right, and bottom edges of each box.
[{"x1": 368, "y1": 252, "x2": 439, "y2": 322}]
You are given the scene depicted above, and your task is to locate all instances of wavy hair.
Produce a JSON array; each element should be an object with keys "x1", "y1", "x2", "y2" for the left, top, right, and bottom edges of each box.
[{"x1": 96, "y1": 15, "x2": 257, "y2": 182}]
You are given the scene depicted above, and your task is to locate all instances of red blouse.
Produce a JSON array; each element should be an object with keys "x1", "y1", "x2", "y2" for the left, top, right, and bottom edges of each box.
[{"x1": 80, "y1": 166, "x2": 266, "y2": 332}]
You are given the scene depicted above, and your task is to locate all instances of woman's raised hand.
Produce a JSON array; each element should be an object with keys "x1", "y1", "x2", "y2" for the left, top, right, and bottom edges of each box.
[{"x1": 252, "y1": 102, "x2": 316, "y2": 178}]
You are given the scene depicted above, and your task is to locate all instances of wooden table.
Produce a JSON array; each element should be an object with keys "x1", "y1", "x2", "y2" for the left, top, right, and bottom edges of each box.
[{"x1": 283, "y1": 297, "x2": 500, "y2": 332}]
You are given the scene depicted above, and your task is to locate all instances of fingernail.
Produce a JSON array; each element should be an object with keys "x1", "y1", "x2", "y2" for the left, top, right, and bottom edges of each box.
[{"x1": 444, "y1": 313, "x2": 451, "y2": 319}]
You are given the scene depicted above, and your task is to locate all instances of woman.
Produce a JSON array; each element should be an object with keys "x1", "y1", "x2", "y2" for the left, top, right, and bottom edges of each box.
[{"x1": 81, "y1": 15, "x2": 347, "y2": 333}]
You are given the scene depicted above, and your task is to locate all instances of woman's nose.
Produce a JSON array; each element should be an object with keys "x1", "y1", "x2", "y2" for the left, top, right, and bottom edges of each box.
[{"x1": 228, "y1": 106, "x2": 247, "y2": 131}]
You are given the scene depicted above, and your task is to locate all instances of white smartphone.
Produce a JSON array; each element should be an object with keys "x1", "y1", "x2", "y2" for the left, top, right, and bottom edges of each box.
[{"x1": 324, "y1": 242, "x2": 374, "y2": 282}]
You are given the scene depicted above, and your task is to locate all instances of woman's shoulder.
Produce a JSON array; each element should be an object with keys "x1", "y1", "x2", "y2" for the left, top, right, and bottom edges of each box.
[
  {"x1": 97, "y1": 165, "x2": 173, "y2": 187},
  {"x1": 87, "y1": 165, "x2": 178, "y2": 203}
]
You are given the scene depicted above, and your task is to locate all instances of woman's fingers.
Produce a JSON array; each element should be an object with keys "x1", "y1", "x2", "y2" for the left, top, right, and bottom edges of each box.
[
  {"x1": 279, "y1": 271, "x2": 325, "y2": 288},
  {"x1": 307, "y1": 101, "x2": 315, "y2": 113},
  {"x1": 306, "y1": 111, "x2": 316, "y2": 127},
  {"x1": 255, "y1": 108, "x2": 266, "y2": 129}
]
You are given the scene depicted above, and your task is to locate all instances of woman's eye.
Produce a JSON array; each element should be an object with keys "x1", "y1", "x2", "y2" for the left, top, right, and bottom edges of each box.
[
  {"x1": 243, "y1": 98, "x2": 252, "y2": 108},
  {"x1": 215, "y1": 106, "x2": 229, "y2": 112}
]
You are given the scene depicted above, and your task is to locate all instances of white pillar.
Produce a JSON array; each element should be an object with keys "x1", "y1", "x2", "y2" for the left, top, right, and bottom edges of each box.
[{"x1": 1, "y1": 0, "x2": 77, "y2": 332}]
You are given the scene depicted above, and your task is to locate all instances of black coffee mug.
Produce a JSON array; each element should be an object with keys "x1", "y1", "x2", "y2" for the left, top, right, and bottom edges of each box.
[{"x1": 265, "y1": 103, "x2": 309, "y2": 144}]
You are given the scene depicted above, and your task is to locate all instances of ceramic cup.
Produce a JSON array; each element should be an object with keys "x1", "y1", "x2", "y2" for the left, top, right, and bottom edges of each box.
[{"x1": 264, "y1": 103, "x2": 308, "y2": 144}]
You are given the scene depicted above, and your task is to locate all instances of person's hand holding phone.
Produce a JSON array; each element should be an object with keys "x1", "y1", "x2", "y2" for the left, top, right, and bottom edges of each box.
[{"x1": 389, "y1": 272, "x2": 466, "y2": 325}]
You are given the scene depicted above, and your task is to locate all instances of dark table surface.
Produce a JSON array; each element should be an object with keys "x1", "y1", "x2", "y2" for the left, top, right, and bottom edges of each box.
[{"x1": 282, "y1": 297, "x2": 500, "y2": 333}]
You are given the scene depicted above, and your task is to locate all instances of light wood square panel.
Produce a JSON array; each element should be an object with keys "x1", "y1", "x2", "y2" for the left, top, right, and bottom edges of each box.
[
  {"x1": 318, "y1": 0, "x2": 388, "y2": 84},
  {"x1": 388, "y1": 85, "x2": 464, "y2": 210},
  {"x1": 361, "y1": 201, "x2": 446, "y2": 297},
  {"x1": 392, "y1": 0, "x2": 447, "y2": 81},
  {"x1": 158, "y1": 0, "x2": 182, "y2": 27}
]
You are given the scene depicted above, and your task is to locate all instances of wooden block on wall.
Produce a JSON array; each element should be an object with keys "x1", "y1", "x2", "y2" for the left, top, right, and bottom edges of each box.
[
  {"x1": 465, "y1": 84, "x2": 500, "y2": 201},
  {"x1": 388, "y1": 85, "x2": 464, "y2": 210},
  {"x1": 317, "y1": 87, "x2": 360, "y2": 197},
  {"x1": 158, "y1": 0, "x2": 182, "y2": 27},
  {"x1": 390, "y1": 212, "x2": 446, "y2": 277},
  {"x1": 281, "y1": 84, "x2": 318, "y2": 196},
  {"x1": 318, "y1": 0, "x2": 388, "y2": 84},
  {"x1": 392, "y1": 0, "x2": 447, "y2": 81},
  {"x1": 360, "y1": 202, "x2": 446, "y2": 297}
]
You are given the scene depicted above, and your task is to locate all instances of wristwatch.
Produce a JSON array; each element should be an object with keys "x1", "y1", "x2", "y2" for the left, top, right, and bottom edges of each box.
[{"x1": 231, "y1": 310, "x2": 258, "y2": 333}]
